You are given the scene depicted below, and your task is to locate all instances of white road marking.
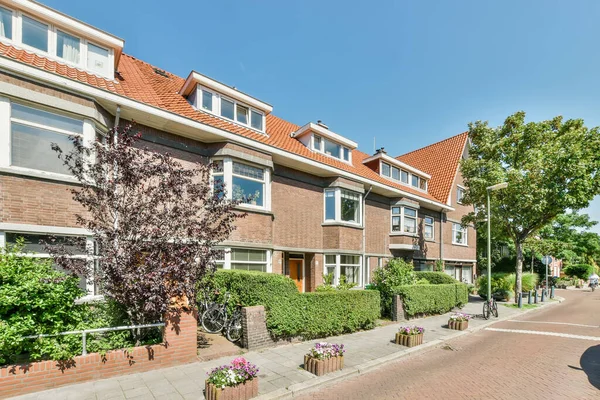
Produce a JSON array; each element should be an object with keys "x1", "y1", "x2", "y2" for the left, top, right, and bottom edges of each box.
[
  {"x1": 485, "y1": 328, "x2": 600, "y2": 341},
  {"x1": 506, "y1": 320, "x2": 599, "y2": 328}
]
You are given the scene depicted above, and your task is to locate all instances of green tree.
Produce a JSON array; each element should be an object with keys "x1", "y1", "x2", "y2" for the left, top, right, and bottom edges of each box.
[{"x1": 461, "y1": 112, "x2": 600, "y2": 300}]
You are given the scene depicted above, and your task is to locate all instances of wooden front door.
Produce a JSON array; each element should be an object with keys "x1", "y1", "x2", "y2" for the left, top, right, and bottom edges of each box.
[{"x1": 289, "y1": 259, "x2": 303, "y2": 292}]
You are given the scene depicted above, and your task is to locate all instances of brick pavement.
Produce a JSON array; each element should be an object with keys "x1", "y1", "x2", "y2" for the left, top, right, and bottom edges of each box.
[
  {"x1": 8, "y1": 295, "x2": 554, "y2": 400},
  {"x1": 298, "y1": 289, "x2": 599, "y2": 400}
]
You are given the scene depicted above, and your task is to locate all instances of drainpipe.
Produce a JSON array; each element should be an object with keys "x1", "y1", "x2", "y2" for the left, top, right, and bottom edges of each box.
[
  {"x1": 362, "y1": 185, "x2": 373, "y2": 287},
  {"x1": 440, "y1": 210, "x2": 445, "y2": 264}
]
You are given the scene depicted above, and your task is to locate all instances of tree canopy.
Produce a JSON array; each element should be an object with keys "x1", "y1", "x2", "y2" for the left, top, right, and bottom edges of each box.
[{"x1": 461, "y1": 111, "x2": 600, "y2": 297}]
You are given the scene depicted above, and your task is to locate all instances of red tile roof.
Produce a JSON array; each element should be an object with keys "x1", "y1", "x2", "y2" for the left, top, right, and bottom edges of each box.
[
  {"x1": 396, "y1": 132, "x2": 469, "y2": 204},
  {"x1": 0, "y1": 42, "x2": 463, "y2": 206}
]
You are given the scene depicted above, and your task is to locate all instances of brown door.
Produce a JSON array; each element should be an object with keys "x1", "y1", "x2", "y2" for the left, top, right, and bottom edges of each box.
[{"x1": 289, "y1": 259, "x2": 303, "y2": 292}]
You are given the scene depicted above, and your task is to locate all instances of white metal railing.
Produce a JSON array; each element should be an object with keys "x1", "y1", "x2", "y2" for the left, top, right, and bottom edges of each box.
[{"x1": 21, "y1": 322, "x2": 165, "y2": 356}]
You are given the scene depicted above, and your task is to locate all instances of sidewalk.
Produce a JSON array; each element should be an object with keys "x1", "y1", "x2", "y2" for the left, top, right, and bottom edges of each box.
[{"x1": 11, "y1": 296, "x2": 562, "y2": 400}]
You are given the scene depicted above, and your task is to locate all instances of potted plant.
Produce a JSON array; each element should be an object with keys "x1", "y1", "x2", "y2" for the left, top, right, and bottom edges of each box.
[
  {"x1": 448, "y1": 313, "x2": 471, "y2": 330},
  {"x1": 303, "y1": 342, "x2": 345, "y2": 376},
  {"x1": 395, "y1": 326, "x2": 424, "y2": 347},
  {"x1": 205, "y1": 357, "x2": 259, "y2": 400}
]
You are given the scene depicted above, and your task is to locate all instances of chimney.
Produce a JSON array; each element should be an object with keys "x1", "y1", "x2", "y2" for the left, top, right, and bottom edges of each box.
[
  {"x1": 316, "y1": 120, "x2": 329, "y2": 130},
  {"x1": 375, "y1": 147, "x2": 386, "y2": 155}
]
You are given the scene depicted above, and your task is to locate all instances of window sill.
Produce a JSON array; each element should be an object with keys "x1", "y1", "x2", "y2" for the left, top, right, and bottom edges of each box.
[
  {"x1": 452, "y1": 243, "x2": 469, "y2": 247},
  {"x1": 425, "y1": 239, "x2": 436, "y2": 243},
  {"x1": 389, "y1": 232, "x2": 418, "y2": 237},
  {"x1": 322, "y1": 221, "x2": 363, "y2": 229},
  {"x1": 0, "y1": 166, "x2": 80, "y2": 185},
  {"x1": 234, "y1": 205, "x2": 273, "y2": 216}
]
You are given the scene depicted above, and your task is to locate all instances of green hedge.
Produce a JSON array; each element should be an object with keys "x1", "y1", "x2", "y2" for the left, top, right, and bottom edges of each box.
[
  {"x1": 414, "y1": 271, "x2": 458, "y2": 284},
  {"x1": 206, "y1": 270, "x2": 380, "y2": 339},
  {"x1": 393, "y1": 284, "x2": 468, "y2": 317}
]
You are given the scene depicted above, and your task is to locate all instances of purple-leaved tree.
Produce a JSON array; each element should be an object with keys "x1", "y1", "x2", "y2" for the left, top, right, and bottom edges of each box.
[{"x1": 50, "y1": 124, "x2": 243, "y2": 340}]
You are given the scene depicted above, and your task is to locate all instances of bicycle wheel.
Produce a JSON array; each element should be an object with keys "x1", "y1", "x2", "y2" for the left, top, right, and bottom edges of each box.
[
  {"x1": 202, "y1": 307, "x2": 225, "y2": 333},
  {"x1": 491, "y1": 299, "x2": 498, "y2": 318},
  {"x1": 482, "y1": 301, "x2": 490, "y2": 320},
  {"x1": 226, "y1": 313, "x2": 243, "y2": 343}
]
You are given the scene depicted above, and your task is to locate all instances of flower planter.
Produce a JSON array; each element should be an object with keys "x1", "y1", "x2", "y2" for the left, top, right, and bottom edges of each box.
[
  {"x1": 303, "y1": 355, "x2": 344, "y2": 376},
  {"x1": 205, "y1": 379, "x2": 259, "y2": 400},
  {"x1": 448, "y1": 320, "x2": 469, "y2": 330},
  {"x1": 395, "y1": 332, "x2": 423, "y2": 347}
]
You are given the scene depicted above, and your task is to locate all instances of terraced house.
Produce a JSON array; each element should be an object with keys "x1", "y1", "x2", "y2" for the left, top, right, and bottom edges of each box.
[{"x1": 0, "y1": 0, "x2": 476, "y2": 295}]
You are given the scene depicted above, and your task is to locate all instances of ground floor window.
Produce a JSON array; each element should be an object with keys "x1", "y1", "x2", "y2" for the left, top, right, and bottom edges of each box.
[
  {"x1": 414, "y1": 260, "x2": 434, "y2": 272},
  {"x1": 324, "y1": 254, "x2": 362, "y2": 286},
  {"x1": 444, "y1": 263, "x2": 473, "y2": 284},
  {"x1": 215, "y1": 247, "x2": 272, "y2": 272}
]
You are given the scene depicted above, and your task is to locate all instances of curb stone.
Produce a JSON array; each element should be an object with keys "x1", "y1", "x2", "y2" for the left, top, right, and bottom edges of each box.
[{"x1": 255, "y1": 295, "x2": 566, "y2": 399}]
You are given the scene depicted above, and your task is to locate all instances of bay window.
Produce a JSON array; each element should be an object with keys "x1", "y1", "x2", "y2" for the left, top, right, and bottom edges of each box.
[
  {"x1": 323, "y1": 188, "x2": 362, "y2": 225},
  {"x1": 211, "y1": 158, "x2": 271, "y2": 210},
  {"x1": 324, "y1": 254, "x2": 362, "y2": 286},
  {"x1": 452, "y1": 223, "x2": 468, "y2": 245},
  {"x1": 325, "y1": 255, "x2": 336, "y2": 278},
  {"x1": 424, "y1": 216, "x2": 434, "y2": 240},
  {"x1": 391, "y1": 206, "x2": 418, "y2": 234}
]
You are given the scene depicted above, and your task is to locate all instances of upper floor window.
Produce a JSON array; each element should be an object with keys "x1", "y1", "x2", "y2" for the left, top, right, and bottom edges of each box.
[
  {"x1": 198, "y1": 87, "x2": 265, "y2": 133},
  {"x1": 391, "y1": 206, "x2": 417, "y2": 234},
  {"x1": 312, "y1": 134, "x2": 351, "y2": 163},
  {"x1": 0, "y1": 7, "x2": 114, "y2": 79},
  {"x1": 201, "y1": 89, "x2": 213, "y2": 111},
  {"x1": 211, "y1": 158, "x2": 270, "y2": 210},
  {"x1": 9, "y1": 102, "x2": 83, "y2": 175},
  {"x1": 324, "y1": 188, "x2": 362, "y2": 225},
  {"x1": 452, "y1": 223, "x2": 468, "y2": 245},
  {"x1": 457, "y1": 186, "x2": 465, "y2": 204},
  {"x1": 424, "y1": 216, "x2": 434, "y2": 240},
  {"x1": 381, "y1": 161, "x2": 426, "y2": 190},
  {"x1": 313, "y1": 135, "x2": 322, "y2": 151}
]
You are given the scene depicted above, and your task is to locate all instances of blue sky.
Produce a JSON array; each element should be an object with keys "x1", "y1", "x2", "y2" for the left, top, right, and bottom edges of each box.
[{"x1": 45, "y1": 0, "x2": 600, "y2": 231}]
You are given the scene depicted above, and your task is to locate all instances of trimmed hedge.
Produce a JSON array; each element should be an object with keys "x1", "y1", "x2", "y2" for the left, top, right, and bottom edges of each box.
[
  {"x1": 393, "y1": 284, "x2": 468, "y2": 317},
  {"x1": 206, "y1": 270, "x2": 380, "y2": 339},
  {"x1": 414, "y1": 271, "x2": 458, "y2": 284}
]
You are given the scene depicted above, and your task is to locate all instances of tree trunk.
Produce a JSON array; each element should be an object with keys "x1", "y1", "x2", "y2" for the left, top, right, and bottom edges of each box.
[{"x1": 515, "y1": 241, "x2": 524, "y2": 303}]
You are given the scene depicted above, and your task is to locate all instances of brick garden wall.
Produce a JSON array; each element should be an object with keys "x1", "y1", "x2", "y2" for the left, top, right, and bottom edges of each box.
[
  {"x1": 241, "y1": 306, "x2": 277, "y2": 351},
  {"x1": 0, "y1": 309, "x2": 197, "y2": 399}
]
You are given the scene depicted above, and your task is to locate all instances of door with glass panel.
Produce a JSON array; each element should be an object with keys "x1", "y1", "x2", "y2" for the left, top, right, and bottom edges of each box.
[{"x1": 289, "y1": 259, "x2": 303, "y2": 293}]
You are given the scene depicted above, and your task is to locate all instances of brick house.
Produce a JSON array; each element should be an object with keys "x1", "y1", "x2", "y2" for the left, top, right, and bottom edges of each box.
[{"x1": 0, "y1": 0, "x2": 476, "y2": 295}]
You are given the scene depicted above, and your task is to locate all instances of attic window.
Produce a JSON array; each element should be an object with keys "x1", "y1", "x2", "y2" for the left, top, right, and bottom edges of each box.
[
  {"x1": 381, "y1": 161, "x2": 427, "y2": 191},
  {"x1": 153, "y1": 67, "x2": 169, "y2": 78},
  {"x1": 312, "y1": 134, "x2": 351, "y2": 162}
]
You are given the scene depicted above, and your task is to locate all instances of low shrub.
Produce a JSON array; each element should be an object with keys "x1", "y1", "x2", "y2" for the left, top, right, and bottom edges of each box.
[
  {"x1": 372, "y1": 258, "x2": 416, "y2": 315},
  {"x1": 393, "y1": 284, "x2": 469, "y2": 317},
  {"x1": 414, "y1": 272, "x2": 458, "y2": 284},
  {"x1": 206, "y1": 270, "x2": 380, "y2": 339},
  {"x1": 267, "y1": 290, "x2": 380, "y2": 339},
  {"x1": 476, "y1": 272, "x2": 538, "y2": 299},
  {"x1": 564, "y1": 264, "x2": 594, "y2": 280},
  {"x1": 505, "y1": 273, "x2": 538, "y2": 292}
]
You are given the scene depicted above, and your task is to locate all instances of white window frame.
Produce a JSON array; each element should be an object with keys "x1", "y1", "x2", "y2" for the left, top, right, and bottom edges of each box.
[
  {"x1": 217, "y1": 247, "x2": 272, "y2": 272},
  {"x1": 379, "y1": 160, "x2": 427, "y2": 192},
  {"x1": 0, "y1": 97, "x2": 96, "y2": 181},
  {"x1": 194, "y1": 85, "x2": 266, "y2": 133},
  {"x1": 457, "y1": 185, "x2": 466, "y2": 204},
  {"x1": 324, "y1": 254, "x2": 363, "y2": 287},
  {"x1": 210, "y1": 157, "x2": 271, "y2": 211},
  {"x1": 322, "y1": 187, "x2": 362, "y2": 226},
  {"x1": 452, "y1": 223, "x2": 468, "y2": 246},
  {"x1": 423, "y1": 216, "x2": 435, "y2": 240},
  {"x1": 311, "y1": 133, "x2": 351, "y2": 163},
  {"x1": 0, "y1": 6, "x2": 114, "y2": 79},
  {"x1": 390, "y1": 206, "x2": 418, "y2": 235}
]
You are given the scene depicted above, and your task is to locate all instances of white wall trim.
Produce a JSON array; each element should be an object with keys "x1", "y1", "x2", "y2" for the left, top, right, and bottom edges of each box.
[{"x1": 0, "y1": 222, "x2": 91, "y2": 235}]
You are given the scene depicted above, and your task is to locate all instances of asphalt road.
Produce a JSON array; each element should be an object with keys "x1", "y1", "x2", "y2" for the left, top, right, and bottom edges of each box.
[{"x1": 298, "y1": 289, "x2": 600, "y2": 400}]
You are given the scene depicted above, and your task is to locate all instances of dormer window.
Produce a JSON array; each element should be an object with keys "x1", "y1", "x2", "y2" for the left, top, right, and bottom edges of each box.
[
  {"x1": 313, "y1": 135, "x2": 322, "y2": 151},
  {"x1": 364, "y1": 153, "x2": 430, "y2": 192},
  {"x1": 0, "y1": 4, "x2": 122, "y2": 79},
  {"x1": 181, "y1": 72, "x2": 272, "y2": 134},
  {"x1": 291, "y1": 122, "x2": 357, "y2": 164}
]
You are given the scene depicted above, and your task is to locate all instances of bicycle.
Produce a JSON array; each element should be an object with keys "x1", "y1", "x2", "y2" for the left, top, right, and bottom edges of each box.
[
  {"x1": 197, "y1": 286, "x2": 218, "y2": 315},
  {"x1": 225, "y1": 304, "x2": 243, "y2": 342},
  {"x1": 201, "y1": 292, "x2": 231, "y2": 334},
  {"x1": 482, "y1": 295, "x2": 498, "y2": 320}
]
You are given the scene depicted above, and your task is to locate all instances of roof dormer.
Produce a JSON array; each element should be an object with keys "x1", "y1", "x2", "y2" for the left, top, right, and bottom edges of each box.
[
  {"x1": 291, "y1": 121, "x2": 357, "y2": 164},
  {"x1": 363, "y1": 148, "x2": 431, "y2": 192},
  {"x1": 180, "y1": 71, "x2": 272, "y2": 134},
  {"x1": 0, "y1": 0, "x2": 123, "y2": 79}
]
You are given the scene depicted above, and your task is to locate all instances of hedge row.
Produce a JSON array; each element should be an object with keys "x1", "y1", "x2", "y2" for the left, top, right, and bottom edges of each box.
[
  {"x1": 414, "y1": 271, "x2": 458, "y2": 284},
  {"x1": 206, "y1": 270, "x2": 380, "y2": 339},
  {"x1": 393, "y1": 283, "x2": 469, "y2": 317}
]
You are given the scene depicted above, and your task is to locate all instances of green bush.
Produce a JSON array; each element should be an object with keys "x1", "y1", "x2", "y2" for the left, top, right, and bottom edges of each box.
[
  {"x1": 414, "y1": 271, "x2": 458, "y2": 284},
  {"x1": 393, "y1": 284, "x2": 469, "y2": 317},
  {"x1": 372, "y1": 258, "x2": 416, "y2": 315},
  {"x1": 505, "y1": 273, "x2": 538, "y2": 292},
  {"x1": 206, "y1": 270, "x2": 380, "y2": 339},
  {"x1": 267, "y1": 291, "x2": 380, "y2": 339},
  {"x1": 563, "y1": 264, "x2": 594, "y2": 280},
  {"x1": 476, "y1": 273, "x2": 538, "y2": 299}
]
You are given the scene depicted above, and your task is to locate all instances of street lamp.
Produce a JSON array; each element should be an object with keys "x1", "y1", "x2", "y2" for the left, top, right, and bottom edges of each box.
[{"x1": 487, "y1": 182, "x2": 508, "y2": 302}]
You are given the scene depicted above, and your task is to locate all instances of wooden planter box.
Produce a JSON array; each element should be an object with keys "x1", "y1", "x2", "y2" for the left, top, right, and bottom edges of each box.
[
  {"x1": 448, "y1": 320, "x2": 469, "y2": 330},
  {"x1": 303, "y1": 355, "x2": 344, "y2": 376},
  {"x1": 395, "y1": 332, "x2": 423, "y2": 347},
  {"x1": 205, "y1": 379, "x2": 258, "y2": 400}
]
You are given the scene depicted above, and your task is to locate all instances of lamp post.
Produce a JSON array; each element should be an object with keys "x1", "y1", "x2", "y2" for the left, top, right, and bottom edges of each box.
[{"x1": 487, "y1": 182, "x2": 508, "y2": 302}]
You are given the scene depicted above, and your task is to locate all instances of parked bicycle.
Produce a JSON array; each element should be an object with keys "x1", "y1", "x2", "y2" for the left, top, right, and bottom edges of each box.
[
  {"x1": 198, "y1": 286, "x2": 218, "y2": 315},
  {"x1": 225, "y1": 304, "x2": 243, "y2": 343},
  {"x1": 201, "y1": 292, "x2": 243, "y2": 342},
  {"x1": 482, "y1": 295, "x2": 498, "y2": 320}
]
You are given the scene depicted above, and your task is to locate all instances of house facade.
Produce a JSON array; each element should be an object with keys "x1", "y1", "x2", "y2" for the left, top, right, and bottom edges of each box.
[{"x1": 0, "y1": 0, "x2": 476, "y2": 295}]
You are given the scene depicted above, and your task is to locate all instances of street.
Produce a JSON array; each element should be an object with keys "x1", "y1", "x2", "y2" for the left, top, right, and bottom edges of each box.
[{"x1": 298, "y1": 290, "x2": 600, "y2": 400}]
